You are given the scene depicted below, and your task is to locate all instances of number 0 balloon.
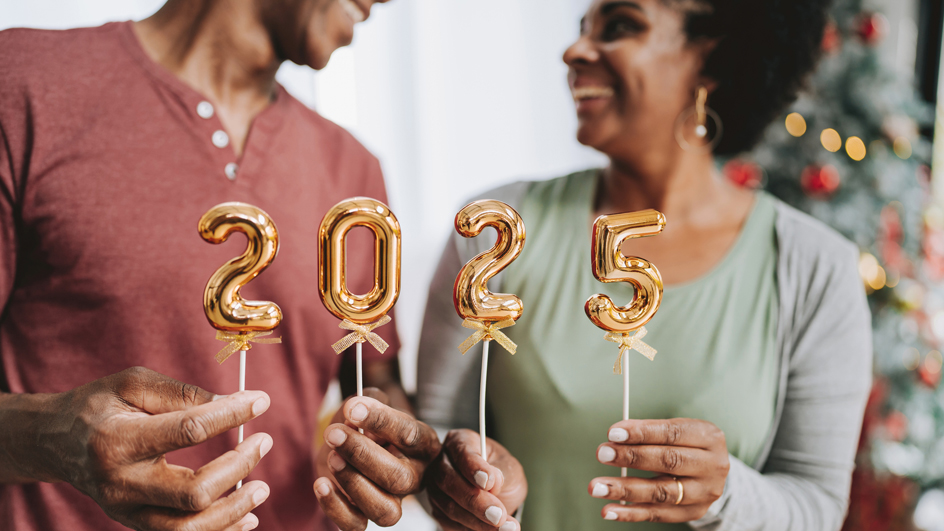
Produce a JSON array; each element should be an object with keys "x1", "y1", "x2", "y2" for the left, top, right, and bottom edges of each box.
[{"x1": 319, "y1": 197, "x2": 401, "y2": 404}]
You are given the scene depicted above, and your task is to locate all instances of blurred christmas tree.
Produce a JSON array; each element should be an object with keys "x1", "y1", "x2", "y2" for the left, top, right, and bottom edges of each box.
[{"x1": 724, "y1": 0, "x2": 944, "y2": 528}]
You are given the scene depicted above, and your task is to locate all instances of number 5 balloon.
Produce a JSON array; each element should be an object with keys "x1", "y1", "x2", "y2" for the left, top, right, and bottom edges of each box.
[{"x1": 584, "y1": 208, "x2": 664, "y2": 487}]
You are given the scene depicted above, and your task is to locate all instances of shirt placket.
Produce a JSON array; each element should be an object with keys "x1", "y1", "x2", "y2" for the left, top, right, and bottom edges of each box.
[{"x1": 192, "y1": 99, "x2": 241, "y2": 183}]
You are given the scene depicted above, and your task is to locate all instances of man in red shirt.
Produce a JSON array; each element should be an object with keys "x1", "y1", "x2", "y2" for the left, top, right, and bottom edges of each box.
[{"x1": 0, "y1": 1, "x2": 445, "y2": 530}]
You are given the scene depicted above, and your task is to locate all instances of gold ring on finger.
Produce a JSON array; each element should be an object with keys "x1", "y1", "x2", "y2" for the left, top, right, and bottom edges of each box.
[{"x1": 673, "y1": 477, "x2": 684, "y2": 505}]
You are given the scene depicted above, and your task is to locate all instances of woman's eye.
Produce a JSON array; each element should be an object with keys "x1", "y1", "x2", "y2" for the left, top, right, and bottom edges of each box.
[{"x1": 602, "y1": 18, "x2": 642, "y2": 40}]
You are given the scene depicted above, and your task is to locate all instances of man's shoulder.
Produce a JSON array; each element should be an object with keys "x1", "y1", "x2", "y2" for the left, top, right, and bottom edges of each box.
[
  {"x1": 0, "y1": 23, "x2": 126, "y2": 92},
  {"x1": 279, "y1": 92, "x2": 380, "y2": 167}
]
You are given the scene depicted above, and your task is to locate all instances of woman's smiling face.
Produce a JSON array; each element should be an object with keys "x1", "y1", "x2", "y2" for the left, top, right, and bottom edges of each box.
[{"x1": 564, "y1": 0, "x2": 714, "y2": 160}]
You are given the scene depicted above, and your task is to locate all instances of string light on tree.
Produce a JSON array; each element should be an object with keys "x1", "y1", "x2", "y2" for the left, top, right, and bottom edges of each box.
[
  {"x1": 785, "y1": 113, "x2": 808, "y2": 137},
  {"x1": 893, "y1": 138, "x2": 913, "y2": 159},
  {"x1": 846, "y1": 136, "x2": 867, "y2": 161},
  {"x1": 821, "y1": 128, "x2": 842, "y2": 152}
]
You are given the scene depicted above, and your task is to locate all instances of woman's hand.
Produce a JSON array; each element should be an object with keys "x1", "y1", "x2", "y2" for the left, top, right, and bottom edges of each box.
[
  {"x1": 424, "y1": 429, "x2": 526, "y2": 531},
  {"x1": 313, "y1": 388, "x2": 442, "y2": 530},
  {"x1": 0, "y1": 367, "x2": 273, "y2": 531},
  {"x1": 589, "y1": 418, "x2": 729, "y2": 523}
]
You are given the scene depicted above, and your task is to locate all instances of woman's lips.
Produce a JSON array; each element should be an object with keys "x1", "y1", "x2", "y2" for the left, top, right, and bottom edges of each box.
[
  {"x1": 572, "y1": 86, "x2": 615, "y2": 113},
  {"x1": 571, "y1": 86, "x2": 615, "y2": 101}
]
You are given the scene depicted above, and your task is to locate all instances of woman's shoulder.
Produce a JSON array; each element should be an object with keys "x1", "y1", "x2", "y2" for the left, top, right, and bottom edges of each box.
[
  {"x1": 767, "y1": 194, "x2": 869, "y2": 342},
  {"x1": 767, "y1": 194, "x2": 859, "y2": 268}
]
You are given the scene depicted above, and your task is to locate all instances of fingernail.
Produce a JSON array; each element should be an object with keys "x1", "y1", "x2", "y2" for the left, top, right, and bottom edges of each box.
[
  {"x1": 252, "y1": 485, "x2": 269, "y2": 505},
  {"x1": 242, "y1": 513, "x2": 259, "y2": 531},
  {"x1": 485, "y1": 506, "x2": 503, "y2": 526},
  {"x1": 212, "y1": 394, "x2": 227, "y2": 402},
  {"x1": 474, "y1": 471, "x2": 489, "y2": 489},
  {"x1": 260, "y1": 435, "x2": 273, "y2": 458},
  {"x1": 592, "y1": 483, "x2": 609, "y2": 498},
  {"x1": 500, "y1": 521, "x2": 517, "y2": 531},
  {"x1": 608, "y1": 428, "x2": 629, "y2": 442},
  {"x1": 325, "y1": 428, "x2": 347, "y2": 448},
  {"x1": 252, "y1": 396, "x2": 270, "y2": 416},
  {"x1": 598, "y1": 446, "x2": 616, "y2": 463},
  {"x1": 350, "y1": 402, "x2": 368, "y2": 422},
  {"x1": 604, "y1": 511, "x2": 618, "y2": 520},
  {"x1": 328, "y1": 452, "x2": 346, "y2": 472},
  {"x1": 314, "y1": 480, "x2": 331, "y2": 497}
]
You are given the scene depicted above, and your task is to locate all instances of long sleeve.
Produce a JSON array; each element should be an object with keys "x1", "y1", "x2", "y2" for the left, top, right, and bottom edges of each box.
[
  {"x1": 416, "y1": 231, "x2": 482, "y2": 431},
  {"x1": 692, "y1": 208, "x2": 873, "y2": 531},
  {"x1": 416, "y1": 181, "x2": 531, "y2": 431}
]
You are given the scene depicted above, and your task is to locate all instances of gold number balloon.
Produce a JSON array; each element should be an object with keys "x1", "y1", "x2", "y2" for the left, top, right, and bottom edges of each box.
[
  {"x1": 199, "y1": 203, "x2": 282, "y2": 332},
  {"x1": 319, "y1": 198, "x2": 401, "y2": 324},
  {"x1": 453, "y1": 200, "x2": 527, "y2": 322},
  {"x1": 585, "y1": 210, "x2": 665, "y2": 332}
]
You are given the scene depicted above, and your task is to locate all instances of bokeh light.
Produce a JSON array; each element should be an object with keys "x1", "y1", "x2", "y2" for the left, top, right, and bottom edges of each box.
[
  {"x1": 924, "y1": 350, "x2": 943, "y2": 374},
  {"x1": 859, "y1": 253, "x2": 887, "y2": 291},
  {"x1": 785, "y1": 113, "x2": 807, "y2": 137},
  {"x1": 893, "y1": 137, "x2": 913, "y2": 159},
  {"x1": 903, "y1": 348, "x2": 921, "y2": 371},
  {"x1": 846, "y1": 136, "x2": 867, "y2": 161},
  {"x1": 821, "y1": 128, "x2": 842, "y2": 152}
]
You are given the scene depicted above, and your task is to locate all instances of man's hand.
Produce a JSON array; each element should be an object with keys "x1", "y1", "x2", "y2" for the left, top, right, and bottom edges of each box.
[
  {"x1": 424, "y1": 429, "x2": 526, "y2": 531},
  {"x1": 3, "y1": 367, "x2": 274, "y2": 531},
  {"x1": 313, "y1": 388, "x2": 441, "y2": 531}
]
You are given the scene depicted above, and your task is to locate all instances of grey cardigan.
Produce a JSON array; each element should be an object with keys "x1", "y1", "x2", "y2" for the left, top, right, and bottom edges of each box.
[{"x1": 416, "y1": 180, "x2": 873, "y2": 531}]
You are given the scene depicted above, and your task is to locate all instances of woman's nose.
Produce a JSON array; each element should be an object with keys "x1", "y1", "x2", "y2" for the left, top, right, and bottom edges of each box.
[{"x1": 563, "y1": 35, "x2": 600, "y2": 66}]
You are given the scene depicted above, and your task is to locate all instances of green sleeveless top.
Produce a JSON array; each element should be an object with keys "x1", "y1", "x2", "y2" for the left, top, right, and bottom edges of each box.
[{"x1": 489, "y1": 171, "x2": 780, "y2": 530}]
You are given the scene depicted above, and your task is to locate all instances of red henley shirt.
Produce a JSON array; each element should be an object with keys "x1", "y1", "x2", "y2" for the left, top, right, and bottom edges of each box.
[{"x1": 0, "y1": 21, "x2": 399, "y2": 531}]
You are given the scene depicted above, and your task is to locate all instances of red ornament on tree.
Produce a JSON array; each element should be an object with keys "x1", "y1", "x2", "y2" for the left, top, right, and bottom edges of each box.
[
  {"x1": 801, "y1": 164, "x2": 841, "y2": 197},
  {"x1": 918, "y1": 363, "x2": 941, "y2": 389},
  {"x1": 723, "y1": 159, "x2": 764, "y2": 188},
  {"x1": 822, "y1": 19, "x2": 841, "y2": 54},
  {"x1": 856, "y1": 12, "x2": 888, "y2": 46}
]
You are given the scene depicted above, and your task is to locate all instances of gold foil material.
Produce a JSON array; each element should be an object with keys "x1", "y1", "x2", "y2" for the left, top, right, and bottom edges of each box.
[
  {"x1": 319, "y1": 198, "x2": 401, "y2": 324},
  {"x1": 331, "y1": 315, "x2": 392, "y2": 355},
  {"x1": 458, "y1": 319, "x2": 517, "y2": 355},
  {"x1": 199, "y1": 203, "x2": 283, "y2": 332},
  {"x1": 604, "y1": 327, "x2": 656, "y2": 374},
  {"x1": 585, "y1": 209, "x2": 665, "y2": 333},
  {"x1": 453, "y1": 200, "x2": 527, "y2": 322},
  {"x1": 214, "y1": 331, "x2": 282, "y2": 364}
]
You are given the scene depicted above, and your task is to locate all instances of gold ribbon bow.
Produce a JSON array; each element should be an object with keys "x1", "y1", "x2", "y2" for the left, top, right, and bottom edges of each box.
[
  {"x1": 458, "y1": 319, "x2": 517, "y2": 355},
  {"x1": 331, "y1": 315, "x2": 392, "y2": 355},
  {"x1": 604, "y1": 326, "x2": 657, "y2": 374},
  {"x1": 214, "y1": 330, "x2": 282, "y2": 364}
]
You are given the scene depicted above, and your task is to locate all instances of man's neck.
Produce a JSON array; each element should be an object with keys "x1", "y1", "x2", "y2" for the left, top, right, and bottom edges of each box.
[{"x1": 134, "y1": 0, "x2": 282, "y2": 155}]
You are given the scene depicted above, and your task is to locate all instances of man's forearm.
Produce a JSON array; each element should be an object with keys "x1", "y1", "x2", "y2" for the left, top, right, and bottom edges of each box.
[{"x1": 0, "y1": 391, "x2": 65, "y2": 484}]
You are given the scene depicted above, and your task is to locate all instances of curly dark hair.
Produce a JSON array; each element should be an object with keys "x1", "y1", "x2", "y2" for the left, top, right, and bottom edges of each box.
[{"x1": 672, "y1": 0, "x2": 831, "y2": 156}]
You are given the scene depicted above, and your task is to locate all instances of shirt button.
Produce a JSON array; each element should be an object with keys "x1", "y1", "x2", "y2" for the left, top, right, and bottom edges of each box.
[
  {"x1": 211, "y1": 130, "x2": 229, "y2": 148},
  {"x1": 224, "y1": 163, "x2": 239, "y2": 181},
  {"x1": 196, "y1": 101, "x2": 214, "y2": 119}
]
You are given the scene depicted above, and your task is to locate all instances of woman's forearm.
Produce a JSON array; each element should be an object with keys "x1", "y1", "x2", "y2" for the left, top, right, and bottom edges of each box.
[
  {"x1": 691, "y1": 456, "x2": 848, "y2": 531},
  {"x1": 0, "y1": 391, "x2": 66, "y2": 484}
]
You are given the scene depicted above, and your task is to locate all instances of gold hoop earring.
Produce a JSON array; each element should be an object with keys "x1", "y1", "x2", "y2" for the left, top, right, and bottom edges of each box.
[{"x1": 674, "y1": 86, "x2": 723, "y2": 152}]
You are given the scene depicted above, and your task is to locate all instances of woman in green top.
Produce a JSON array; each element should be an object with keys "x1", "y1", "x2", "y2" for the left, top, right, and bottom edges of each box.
[{"x1": 417, "y1": 1, "x2": 871, "y2": 530}]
